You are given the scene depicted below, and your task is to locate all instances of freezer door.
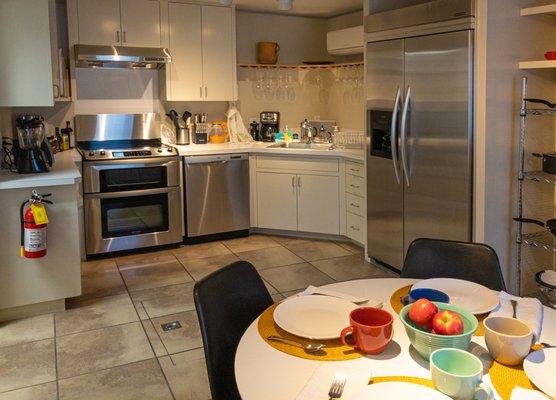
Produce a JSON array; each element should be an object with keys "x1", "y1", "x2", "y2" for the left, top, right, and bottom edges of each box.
[
  {"x1": 402, "y1": 30, "x2": 473, "y2": 255},
  {"x1": 366, "y1": 39, "x2": 405, "y2": 270}
]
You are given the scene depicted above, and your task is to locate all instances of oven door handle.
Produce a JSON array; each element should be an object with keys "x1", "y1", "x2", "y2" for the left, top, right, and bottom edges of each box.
[
  {"x1": 84, "y1": 187, "x2": 178, "y2": 199},
  {"x1": 88, "y1": 160, "x2": 177, "y2": 171}
]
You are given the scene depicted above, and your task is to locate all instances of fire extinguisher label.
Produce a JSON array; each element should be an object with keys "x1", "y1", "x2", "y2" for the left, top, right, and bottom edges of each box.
[{"x1": 24, "y1": 228, "x2": 47, "y2": 252}]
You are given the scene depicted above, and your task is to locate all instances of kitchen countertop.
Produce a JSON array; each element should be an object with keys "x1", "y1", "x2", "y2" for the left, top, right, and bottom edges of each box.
[
  {"x1": 0, "y1": 143, "x2": 363, "y2": 190},
  {"x1": 172, "y1": 142, "x2": 365, "y2": 162},
  {"x1": 0, "y1": 149, "x2": 82, "y2": 190}
]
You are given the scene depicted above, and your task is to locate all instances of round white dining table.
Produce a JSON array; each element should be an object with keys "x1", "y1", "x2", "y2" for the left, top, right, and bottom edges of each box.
[{"x1": 235, "y1": 278, "x2": 556, "y2": 400}]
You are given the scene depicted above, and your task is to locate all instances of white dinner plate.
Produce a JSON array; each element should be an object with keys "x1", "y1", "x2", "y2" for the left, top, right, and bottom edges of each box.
[
  {"x1": 273, "y1": 295, "x2": 356, "y2": 340},
  {"x1": 411, "y1": 278, "x2": 499, "y2": 314},
  {"x1": 524, "y1": 348, "x2": 556, "y2": 398},
  {"x1": 350, "y1": 382, "x2": 451, "y2": 400}
]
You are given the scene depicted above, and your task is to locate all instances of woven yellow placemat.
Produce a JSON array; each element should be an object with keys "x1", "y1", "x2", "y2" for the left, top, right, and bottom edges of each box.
[
  {"x1": 371, "y1": 375, "x2": 434, "y2": 388},
  {"x1": 389, "y1": 284, "x2": 486, "y2": 336},
  {"x1": 257, "y1": 303, "x2": 363, "y2": 361},
  {"x1": 371, "y1": 365, "x2": 543, "y2": 400}
]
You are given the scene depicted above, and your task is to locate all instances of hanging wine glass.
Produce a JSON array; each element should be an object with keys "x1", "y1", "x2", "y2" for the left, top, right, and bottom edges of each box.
[
  {"x1": 253, "y1": 68, "x2": 264, "y2": 100},
  {"x1": 286, "y1": 74, "x2": 296, "y2": 102},
  {"x1": 275, "y1": 69, "x2": 286, "y2": 102},
  {"x1": 263, "y1": 69, "x2": 274, "y2": 101}
]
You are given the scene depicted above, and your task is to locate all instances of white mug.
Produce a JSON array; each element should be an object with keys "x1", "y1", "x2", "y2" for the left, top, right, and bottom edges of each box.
[{"x1": 483, "y1": 316, "x2": 534, "y2": 366}]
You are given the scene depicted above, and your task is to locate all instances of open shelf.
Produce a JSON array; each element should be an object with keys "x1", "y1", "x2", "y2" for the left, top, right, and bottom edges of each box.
[
  {"x1": 520, "y1": 4, "x2": 556, "y2": 17},
  {"x1": 522, "y1": 171, "x2": 556, "y2": 184},
  {"x1": 238, "y1": 61, "x2": 363, "y2": 70},
  {"x1": 521, "y1": 230, "x2": 556, "y2": 253},
  {"x1": 525, "y1": 108, "x2": 556, "y2": 116},
  {"x1": 519, "y1": 60, "x2": 556, "y2": 70}
]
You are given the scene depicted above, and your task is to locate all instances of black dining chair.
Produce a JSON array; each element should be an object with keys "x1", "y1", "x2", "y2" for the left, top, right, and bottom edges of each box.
[
  {"x1": 194, "y1": 260, "x2": 273, "y2": 400},
  {"x1": 401, "y1": 238, "x2": 506, "y2": 291}
]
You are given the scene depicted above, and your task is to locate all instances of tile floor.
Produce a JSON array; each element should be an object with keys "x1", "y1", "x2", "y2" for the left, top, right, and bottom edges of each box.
[{"x1": 0, "y1": 234, "x2": 396, "y2": 400}]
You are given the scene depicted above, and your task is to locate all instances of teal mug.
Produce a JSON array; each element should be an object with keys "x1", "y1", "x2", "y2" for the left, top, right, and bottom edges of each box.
[{"x1": 430, "y1": 348, "x2": 494, "y2": 400}]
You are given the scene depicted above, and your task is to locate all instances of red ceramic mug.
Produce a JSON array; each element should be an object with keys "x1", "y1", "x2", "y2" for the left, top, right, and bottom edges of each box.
[{"x1": 340, "y1": 307, "x2": 394, "y2": 355}]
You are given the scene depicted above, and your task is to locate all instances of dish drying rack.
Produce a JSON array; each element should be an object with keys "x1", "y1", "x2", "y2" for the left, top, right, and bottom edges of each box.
[
  {"x1": 515, "y1": 76, "x2": 556, "y2": 296},
  {"x1": 333, "y1": 131, "x2": 365, "y2": 149}
]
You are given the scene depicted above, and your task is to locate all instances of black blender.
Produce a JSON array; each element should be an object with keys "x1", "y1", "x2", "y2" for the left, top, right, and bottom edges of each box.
[{"x1": 13, "y1": 115, "x2": 54, "y2": 173}]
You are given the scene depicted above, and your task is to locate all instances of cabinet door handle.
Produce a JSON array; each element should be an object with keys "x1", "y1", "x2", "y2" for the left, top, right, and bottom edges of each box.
[
  {"x1": 116, "y1": 31, "x2": 120, "y2": 43},
  {"x1": 350, "y1": 225, "x2": 360, "y2": 231},
  {"x1": 350, "y1": 184, "x2": 360, "y2": 189},
  {"x1": 297, "y1": 176, "x2": 301, "y2": 187},
  {"x1": 291, "y1": 176, "x2": 295, "y2": 189},
  {"x1": 350, "y1": 203, "x2": 360, "y2": 208},
  {"x1": 350, "y1": 168, "x2": 359, "y2": 172},
  {"x1": 205, "y1": 87, "x2": 208, "y2": 98},
  {"x1": 123, "y1": 31, "x2": 126, "y2": 43},
  {"x1": 200, "y1": 87, "x2": 203, "y2": 98}
]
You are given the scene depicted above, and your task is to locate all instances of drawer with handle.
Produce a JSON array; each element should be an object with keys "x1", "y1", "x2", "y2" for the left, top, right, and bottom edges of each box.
[
  {"x1": 346, "y1": 193, "x2": 365, "y2": 217},
  {"x1": 346, "y1": 161, "x2": 364, "y2": 178},
  {"x1": 346, "y1": 173, "x2": 365, "y2": 197},
  {"x1": 347, "y1": 211, "x2": 365, "y2": 244}
]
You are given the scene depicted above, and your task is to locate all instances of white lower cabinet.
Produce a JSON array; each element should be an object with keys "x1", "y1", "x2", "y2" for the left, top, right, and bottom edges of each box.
[
  {"x1": 253, "y1": 156, "x2": 341, "y2": 235},
  {"x1": 256, "y1": 172, "x2": 298, "y2": 231},
  {"x1": 297, "y1": 175, "x2": 340, "y2": 235}
]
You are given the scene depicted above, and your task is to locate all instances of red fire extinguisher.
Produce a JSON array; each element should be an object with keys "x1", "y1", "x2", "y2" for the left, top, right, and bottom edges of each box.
[{"x1": 20, "y1": 190, "x2": 52, "y2": 259}]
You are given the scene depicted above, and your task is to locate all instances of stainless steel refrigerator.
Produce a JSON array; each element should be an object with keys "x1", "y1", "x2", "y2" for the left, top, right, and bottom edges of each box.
[{"x1": 365, "y1": 0, "x2": 474, "y2": 271}]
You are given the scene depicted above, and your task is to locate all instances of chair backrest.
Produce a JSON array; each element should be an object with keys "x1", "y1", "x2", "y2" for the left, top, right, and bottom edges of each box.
[
  {"x1": 194, "y1": 261, "x2": 273, "y2": 400},
  {"x1": 401, "y1": 238, "x2": 506, "y2": 291}
]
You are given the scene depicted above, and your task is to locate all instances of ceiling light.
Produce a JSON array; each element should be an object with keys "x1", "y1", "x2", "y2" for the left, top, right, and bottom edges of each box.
[
  {"x1": 278, "y1": 0, "x2": 293, "y2": 11},
  {"x1": 219, "y1": 0, "x2": 232, "y2": 5}
]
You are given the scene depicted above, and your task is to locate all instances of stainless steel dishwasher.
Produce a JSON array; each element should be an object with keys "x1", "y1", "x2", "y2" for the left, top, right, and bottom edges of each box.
[{"x1": 184, "y1": 153, "x2": 250, "y2": 241}]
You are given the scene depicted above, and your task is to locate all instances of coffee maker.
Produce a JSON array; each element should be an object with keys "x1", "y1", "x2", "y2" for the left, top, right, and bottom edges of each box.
[
  {"x1": 259, "y1": 111, "x2": 280, "y2": 142},
  {"x1": 13, "y1": 115, "x2": 54, "y2": 174}
]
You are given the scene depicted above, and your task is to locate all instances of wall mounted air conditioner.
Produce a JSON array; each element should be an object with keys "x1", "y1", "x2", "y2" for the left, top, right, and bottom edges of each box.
[{"x1": 327, "y1": 25, "x2": 364, "y2": 55}]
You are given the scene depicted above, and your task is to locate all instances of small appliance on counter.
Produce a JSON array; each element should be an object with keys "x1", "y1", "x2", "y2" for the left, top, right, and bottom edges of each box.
[
  {"x1": 13, "y1": 115, "x2": 54, "y2": 174},
  {"x1": 259, "y1": 111, "x2": 280, "y2": 142}
]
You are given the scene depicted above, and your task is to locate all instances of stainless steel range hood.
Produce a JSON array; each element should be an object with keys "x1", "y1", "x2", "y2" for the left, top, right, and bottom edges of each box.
[{"x1": 74, "y1": 45, "x2": 171, "y2": 69}]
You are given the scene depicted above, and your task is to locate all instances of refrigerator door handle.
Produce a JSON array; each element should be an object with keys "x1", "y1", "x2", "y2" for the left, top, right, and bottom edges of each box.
[
  {"x1": 391, "y1": 87, "x2": 402, "y2": 185},
  {"x1": 400, "y1": 86, "x2": 412, "y2": 187}
]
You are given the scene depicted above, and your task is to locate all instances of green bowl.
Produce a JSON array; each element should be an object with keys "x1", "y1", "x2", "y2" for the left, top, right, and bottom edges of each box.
[{"x1": 399, "y1": 302, "x2": 478, "y2": 359}]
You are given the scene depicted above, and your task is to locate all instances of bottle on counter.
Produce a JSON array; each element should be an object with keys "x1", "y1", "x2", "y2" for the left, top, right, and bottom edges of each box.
[
  {"x1": 61, "y1": 121, "x2": 74, "y2": 149},
  {"x1": 55, "y1": 128, "x2": 63, "y2": 152}
]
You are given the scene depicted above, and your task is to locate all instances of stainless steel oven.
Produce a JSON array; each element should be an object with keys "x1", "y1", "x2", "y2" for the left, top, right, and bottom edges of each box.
[{"x1": 83, "y1": 156, "x2": 182, "y2": 255}]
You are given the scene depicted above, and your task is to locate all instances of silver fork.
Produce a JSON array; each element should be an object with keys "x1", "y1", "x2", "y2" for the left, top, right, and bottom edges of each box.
[{"x1": 328, "y1": 372, "x2": 346, "y2": 399}]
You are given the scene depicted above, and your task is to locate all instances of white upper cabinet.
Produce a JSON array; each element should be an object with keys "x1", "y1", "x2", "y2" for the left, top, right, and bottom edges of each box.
[
  {"x1": 120, "y1": 0, "x2": 161, "y2": 47},
  {"x1": 166, "y1": 4, "x2": 235, "y2": 101},
  {"x1": 201, "y1": 6, "x2": 234, "y2": 101},
  {"x1": 77, "y1": 0, "x2": 161, "y2": 47},
  {"x1": 168, "y1": 3, "x2": 203, "y2": 100},
  {"x1": 0, "y1": 0, "x2": 53, "y2": 106},
  {"x1": 77, "y1": 0, "x2": 121, "y2": 46}
]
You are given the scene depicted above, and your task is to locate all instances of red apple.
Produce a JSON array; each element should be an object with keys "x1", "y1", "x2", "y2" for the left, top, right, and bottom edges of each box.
[
  {"x1": 432, "y1": 310, "x2": 464, "y2": 335},
  {"x1": 408, "y1": 299, "x2": 438, "y2": 328}
]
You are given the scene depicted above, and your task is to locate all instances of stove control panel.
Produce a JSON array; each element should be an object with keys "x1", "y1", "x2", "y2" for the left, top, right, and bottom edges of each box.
[
  {"x1": 112, "y1": 150, "x2": 152, "y2": 158},
  {"x1": 79, "y1": 146, "x2": 177, "y2": 160}
]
